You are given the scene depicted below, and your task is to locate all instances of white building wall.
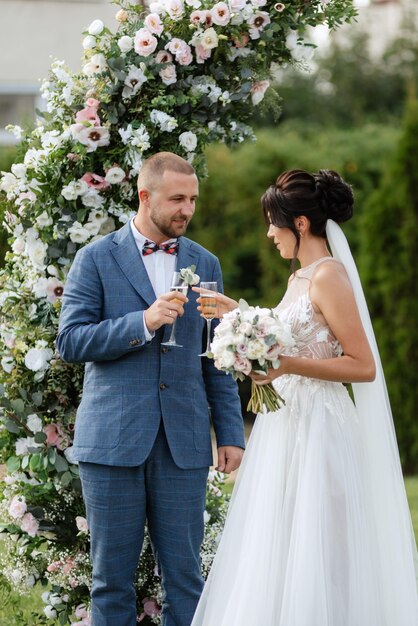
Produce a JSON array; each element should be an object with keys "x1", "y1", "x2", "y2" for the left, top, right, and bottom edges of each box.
[{"x1": 0, "y1": 0, "x2": 120, "y2": 143}]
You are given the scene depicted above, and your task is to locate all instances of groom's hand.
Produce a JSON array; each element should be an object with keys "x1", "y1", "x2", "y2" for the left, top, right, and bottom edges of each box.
[
  {"x1": 144, "y1": 292, "x2": 188, "y2": 331},
  {"x1": 216, "y1": 446, "x2": 244, "y2": 474}
]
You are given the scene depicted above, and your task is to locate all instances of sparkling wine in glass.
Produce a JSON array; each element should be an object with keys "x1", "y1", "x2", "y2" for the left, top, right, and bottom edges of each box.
[
  {"x1": 161, "y1": 272, "x2": 188, "y2": 348},
  {"x1": 198, "y1": 281, "x2": 218, "y2": 357}
]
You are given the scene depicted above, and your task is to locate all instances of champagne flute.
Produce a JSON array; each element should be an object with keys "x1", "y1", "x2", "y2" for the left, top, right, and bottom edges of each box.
[
  {"x1": 198, "y1": 281, "x2": 218, "y2": 357},
  {"x1": 161, "y1": 271, "x2": 188, "y2": 348}
]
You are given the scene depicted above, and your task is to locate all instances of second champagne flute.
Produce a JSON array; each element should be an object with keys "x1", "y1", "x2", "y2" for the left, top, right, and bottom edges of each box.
[
  {"x1": 161, "y1": 271, "x2": 188, "y2": 348},
  {"x1": 198, "y1": 281, "x2": 217, "y2": 357}
]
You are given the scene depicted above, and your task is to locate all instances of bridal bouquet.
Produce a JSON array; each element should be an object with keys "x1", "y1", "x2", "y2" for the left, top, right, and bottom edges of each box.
[{"x1": 210, "y1": 299, "x2": 295, "y2": 413}]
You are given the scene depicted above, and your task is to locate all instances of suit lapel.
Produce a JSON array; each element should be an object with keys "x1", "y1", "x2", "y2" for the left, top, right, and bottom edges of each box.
[
  {"x1": 111, "y1": 223, "x2": 156, "y2": 307},
  {"x1": 176, "y1": 238, "x2": 199, "y2": 275}
]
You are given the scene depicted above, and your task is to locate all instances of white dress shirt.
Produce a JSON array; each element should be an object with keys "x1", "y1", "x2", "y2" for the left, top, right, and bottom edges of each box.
[{"x1": 130, "y1": 218, "x2": 178, "y2": 340}]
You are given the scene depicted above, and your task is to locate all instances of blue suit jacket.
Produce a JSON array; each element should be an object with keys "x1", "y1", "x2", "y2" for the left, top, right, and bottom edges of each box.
[{"x1": 57, "y1": 223, "x2": 245, "y2": 468}]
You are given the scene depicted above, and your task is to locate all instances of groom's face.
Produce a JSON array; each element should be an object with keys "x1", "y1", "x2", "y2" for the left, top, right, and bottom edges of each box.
[{"x1": 142, "y1": 170, "x2": 199, "y2": 242}]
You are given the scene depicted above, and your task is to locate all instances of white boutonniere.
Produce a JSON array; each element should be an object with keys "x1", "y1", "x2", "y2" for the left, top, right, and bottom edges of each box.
[{"x1": 179, "y1": 264, "x2": 200, "y2": 286}]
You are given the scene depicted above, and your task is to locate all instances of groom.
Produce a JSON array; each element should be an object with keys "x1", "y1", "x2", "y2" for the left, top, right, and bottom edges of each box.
[{"x1": 57, "y1": 152, "x2": 245, "y2": 626}]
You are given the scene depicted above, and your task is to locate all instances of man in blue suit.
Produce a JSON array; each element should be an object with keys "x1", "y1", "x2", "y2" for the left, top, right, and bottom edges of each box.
[{"x1": 57, "y1": 152, "x2": 245, "y2": 626}]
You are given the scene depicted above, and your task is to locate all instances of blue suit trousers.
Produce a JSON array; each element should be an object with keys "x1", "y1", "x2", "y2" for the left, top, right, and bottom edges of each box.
[{"x1": 79, "y1": 423, "x2": 209, "y2": 626}]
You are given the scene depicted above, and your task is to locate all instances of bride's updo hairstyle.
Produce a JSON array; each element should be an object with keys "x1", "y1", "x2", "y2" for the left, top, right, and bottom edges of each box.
[{"x1": 261, "y1": 168, "x2": 354, "y2": 267}]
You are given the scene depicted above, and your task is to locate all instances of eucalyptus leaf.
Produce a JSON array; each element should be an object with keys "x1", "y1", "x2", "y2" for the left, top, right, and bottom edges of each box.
[
  {"x1": 34, "y1": 431, "x2": 47, "y2": 444},
  {"x1": 60, "y1": 471, "x2": 73, "y2": 487},
  {"x1": 4, "y1": 419, "x2": 21, "y2": 434},
  {"x1": 10, "y1": 398, "x2": 25, "y2": 416},
  {"x1": 54, "y1": 454, "x2": 69, "y2": 473},
  {"x1": 6, "y1": 456, "x2": 20, "y2": 473}
]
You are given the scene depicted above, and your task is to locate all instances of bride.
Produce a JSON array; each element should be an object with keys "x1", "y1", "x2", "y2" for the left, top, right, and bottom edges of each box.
[{"x1": 192, "y1": 169, "x2": 418, "y2": 625}]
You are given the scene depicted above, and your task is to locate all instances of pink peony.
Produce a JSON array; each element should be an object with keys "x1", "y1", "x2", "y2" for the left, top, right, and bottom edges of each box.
[
  {"x1": 21, "y1": 512, "x2": 39, "y2": 537},
  {"x1": 144, "y1": 13, "x2": 164, "y2": 35},
  {"x1": 211, "y1": 2, "x2": 231, "y2": 26},
  {"x1": 81, "y1": 172, "x2": 111, "y2": 190},
  {"x1": 155, "y1": 50, "x2": 173, "y2": 64},
  {"x1": 177, "y1": 47, "x2": 193, "y2": 66}
]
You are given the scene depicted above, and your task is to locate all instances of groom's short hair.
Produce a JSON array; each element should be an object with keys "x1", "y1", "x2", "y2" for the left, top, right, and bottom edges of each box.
[{"x1": 137, "y1": 152, "x2": 196, "y2": 191}]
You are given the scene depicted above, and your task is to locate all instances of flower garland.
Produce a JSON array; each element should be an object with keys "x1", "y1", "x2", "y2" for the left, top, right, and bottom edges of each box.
[{"x1": 0, "y1": 0, "x2": 356, "y2": 621}]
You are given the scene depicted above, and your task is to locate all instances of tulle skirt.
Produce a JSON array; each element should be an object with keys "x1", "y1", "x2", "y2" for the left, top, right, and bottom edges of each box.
[{"x1": 191, "y1": 376, "x2": 418, "y2": 626}]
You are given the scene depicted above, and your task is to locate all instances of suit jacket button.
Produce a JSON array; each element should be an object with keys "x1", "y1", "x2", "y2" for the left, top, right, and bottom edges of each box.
[
  {"x1": 161, "y1": 347, "x2": 169, "y2": 354},
  {"x1": 159, "y1": 383, "x2": 167, "y2": 390}
]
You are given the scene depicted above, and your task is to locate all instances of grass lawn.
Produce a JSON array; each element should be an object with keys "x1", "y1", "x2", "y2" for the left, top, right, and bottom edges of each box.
[{"x1": 1, "y1": 477, "x2": 417, "y2": 624}]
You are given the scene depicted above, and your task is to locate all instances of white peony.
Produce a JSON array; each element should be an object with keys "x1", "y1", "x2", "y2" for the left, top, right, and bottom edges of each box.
[
  {"x1": 26, "y1": 239, "x2": 47, "y2": 270},
  {"x1": 61, "y1": 179, "x2": 89, "y2": 201},
  {"x1": 1, "y1": 356, "x2": 14, "y2": 373},
  {"x1": 25, "y1": 346, "x2": 53, "y2": 372},
  {"x1": 68, "y1": 221, "x2": 91, "y2": 244},
  {"x1": 118, "y1": 35, "x2": 134, "y2": 53},
  {"x1": 150, "y1": 109, "x2": 178, "y2": 132},
  {"x1": 81, "y1": 189, "x2": 105, "y2": 209},
  {"x1": 105, "y1": 167, "x2": 126, "y2": 184},
  {"x1": 82, "y1": 35, "x2": 97, "y2": 50},
  {"x1": 44, "y1": 606, "x2": 57, "y2": 620},
  {"x1": 179, "y1": 131, "x2": 198, "y2": 152},
  {"x1": 88, "y1": 19, "x2": 105, "y2": 36},
  {"x1": 36, "y1": 211, "x2": 53, "y2": 228},
  {"x1": 12, "y1": 237, "x2": 25, "y2": 254},
  {"x1": 27, "y1": 414, "x2": 43, "y2": 433}
]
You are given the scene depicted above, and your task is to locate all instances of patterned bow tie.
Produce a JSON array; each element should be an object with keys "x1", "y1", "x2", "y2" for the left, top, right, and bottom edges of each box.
[{"x1": 142, "y1": 239, "x2": 179, "y2": 256}]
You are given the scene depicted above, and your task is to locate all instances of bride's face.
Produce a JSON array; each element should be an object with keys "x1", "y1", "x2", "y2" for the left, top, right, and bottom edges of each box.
[{"x1": 267, "y1": 223, "x2": 296, "y2": 259}]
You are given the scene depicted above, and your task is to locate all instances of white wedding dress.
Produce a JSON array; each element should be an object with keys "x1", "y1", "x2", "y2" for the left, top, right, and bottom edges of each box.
[{"x1": 192, "y1": 256, "x2": 418, "y2": 626}]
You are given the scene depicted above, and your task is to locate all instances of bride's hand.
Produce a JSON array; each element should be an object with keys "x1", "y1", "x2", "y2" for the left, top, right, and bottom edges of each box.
[
  {"x1": 192, "y1": 287, "x2": 239, "y2": 319},
  {"x1": 250, "y1": 358, "x2": 289, "y2": 385}
]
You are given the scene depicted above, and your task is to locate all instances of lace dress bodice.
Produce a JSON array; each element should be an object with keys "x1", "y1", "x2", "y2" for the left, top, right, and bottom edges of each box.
[{"x1": 275, "y1": 257, "x2": 343, "y2": 360}]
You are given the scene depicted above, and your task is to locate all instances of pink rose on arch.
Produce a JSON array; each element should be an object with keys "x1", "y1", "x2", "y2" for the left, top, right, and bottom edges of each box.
[
  {"x1": 251, "y1": 80, "x2": 270, "y2": 105},
  {"x1": 47, "y1": 560, "x2": 61, "y2": 573},
  {"x1": 177, "y1": 47, "x2": 193, "y2": 66},
  {"x1": 63, "y1": 557, "x2": 75, "y2": 574},
  {"x1": 75, "y1": 107, "x2": 101, "y2": 126},
  {"x1": 43, "y1": 423, "x2": 69, "y2": 450},
  {"x1": 85, "y1": 97, "x2": 100, "y2": 108},
  {"x1": 75, "y1": 604, "x2": 89, "y2": 619},
  {"x1": 137, "y1": 597, "x2": 161, "y2": 622},
  {"x1": 81, "y1": 172, "x2": 111, "y2": 190},
  {"x1": 195, "y1": 44, "x2": 211, "y2": 64},
  {"x1": 20, "y1": 512, "x2": 39, "y2": 537},
  {"x1": 234, "y1": 354, "x2": 252, "y2": 375}
]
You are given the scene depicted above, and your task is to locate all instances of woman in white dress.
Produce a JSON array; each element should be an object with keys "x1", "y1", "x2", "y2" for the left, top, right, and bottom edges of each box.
[{"x1": 192, "y1": 169, "x2": 418, "y2": 626}]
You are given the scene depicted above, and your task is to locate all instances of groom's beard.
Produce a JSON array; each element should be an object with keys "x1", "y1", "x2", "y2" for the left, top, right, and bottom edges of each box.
[{"x1": 150, "y1": 209, "x2": 192, "y2": 239}]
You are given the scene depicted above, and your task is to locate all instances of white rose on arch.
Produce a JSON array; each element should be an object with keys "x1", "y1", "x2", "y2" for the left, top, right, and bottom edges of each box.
[
  {"x1": 24, "y1": 345, "x2": 54, "y2": 373},
  {"x1": 88, "y1": 19, "x2": 105, "y2": 36},
  {"x1": 179, "y1": 131, "x2": 198, "y2": 152}
]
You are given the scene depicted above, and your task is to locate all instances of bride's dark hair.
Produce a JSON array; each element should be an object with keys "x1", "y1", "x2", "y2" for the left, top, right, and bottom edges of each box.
[{"x1": 261, "y1": 168, "x2": 354, "y2": 268}]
